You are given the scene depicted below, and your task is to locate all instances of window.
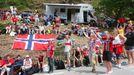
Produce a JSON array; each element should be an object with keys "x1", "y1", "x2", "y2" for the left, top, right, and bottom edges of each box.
[
  {"x1": 75, "y1": 9, "x2": 80, "y2": 13},
  {"x1": 60, "y1": 8, "x2": 66, "y2": 12}
]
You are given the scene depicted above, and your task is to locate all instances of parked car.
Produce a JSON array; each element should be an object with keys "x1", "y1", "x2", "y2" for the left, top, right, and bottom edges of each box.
[{"x1": 21, "y1": 11, "x2": 34, "y2": 22}]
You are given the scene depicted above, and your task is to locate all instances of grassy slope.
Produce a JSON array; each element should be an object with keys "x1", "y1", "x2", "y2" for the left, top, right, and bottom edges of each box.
[{"x1": 0, "y1": 25, "x2": 88, "y2": 59}]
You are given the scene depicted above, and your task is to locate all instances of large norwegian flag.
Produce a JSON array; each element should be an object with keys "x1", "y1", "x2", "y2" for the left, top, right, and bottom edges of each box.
[{"x1": 12, "y1": 34, "x2": 55, "y2": 50}]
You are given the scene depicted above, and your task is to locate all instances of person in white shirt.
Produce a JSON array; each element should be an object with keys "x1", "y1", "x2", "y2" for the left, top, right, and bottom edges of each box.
[
  {"x1": 39, "y1": 24, "x2": 45, "y2": 34},
  {"x1": 34, "y1": 13, "x2": 39, "y2": 25},
  {"x1": 64, "y1": 35, "x2": 72, "y2": 71},
  {"x1": 21, "y1": 55, "x2": 32, "y2": 75},
  {"x1": 113, "y1": 28, "x2": 126, "y2": 68}
]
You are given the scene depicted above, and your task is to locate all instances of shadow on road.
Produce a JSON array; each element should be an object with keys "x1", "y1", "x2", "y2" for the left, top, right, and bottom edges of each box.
[{"x1": 74, "y1": 70, "x2": 105, "y2": 75}]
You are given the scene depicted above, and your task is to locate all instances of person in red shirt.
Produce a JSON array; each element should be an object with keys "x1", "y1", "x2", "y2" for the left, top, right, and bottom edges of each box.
[
  {"x1": 95, "y1": 31, "x2": 114, "y2": 74},
  {"x1": 37, "y1": 53, "x2": 44, "y2": 72},
  {"x1": 0, "y1": 56, "x2": 6, "y2": 71},
  {"x1": 1, "y1": 55, "x2": 14, "y2": 75},
  {"x1": 82, "y1": 47, "x2": 90, "y2": 66},
  {"x1": 47, "y1": 40, "x2": 55, "y2": 73},
  {"x1": 11, "y1": 15, "x2": 18, "y2": 24},
  {"x1": 54, "y1": 16, "x2": 61, "y2": 34},
  {"x1": 101, "y1": 31, "x2": 114, "y2": 74}
]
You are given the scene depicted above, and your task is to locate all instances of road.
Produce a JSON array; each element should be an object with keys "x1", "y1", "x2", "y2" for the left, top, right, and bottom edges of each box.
[{"x1": 34, "y1": 64, "x2": 134, "y2": 75}]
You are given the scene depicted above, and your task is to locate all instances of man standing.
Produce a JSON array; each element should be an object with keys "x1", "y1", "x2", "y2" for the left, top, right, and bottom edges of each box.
[
  {"x1": 64, "y1": 35, "x2": 72, "y2": 71},
  {"x1": 47, "y1": 40, "x2": 55, "y2": 73}
]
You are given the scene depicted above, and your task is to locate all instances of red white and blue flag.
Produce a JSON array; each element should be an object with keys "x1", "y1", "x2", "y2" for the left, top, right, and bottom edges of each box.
[{"x1": 12, "y1": 34, "x2": 55, "y2": 50}]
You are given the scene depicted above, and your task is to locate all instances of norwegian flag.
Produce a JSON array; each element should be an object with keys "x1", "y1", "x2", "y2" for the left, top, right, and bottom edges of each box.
[{"x1": 12, "y1": 34, "x2": 55, "y2": 50}]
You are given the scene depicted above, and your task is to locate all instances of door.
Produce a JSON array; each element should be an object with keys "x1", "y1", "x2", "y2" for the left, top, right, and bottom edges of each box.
[
  {"x1": 67, "y1": 9, "x2": 72, "y2": 22},
  {"x1": 83, "y1": 11, "x2": 88, "y2": 22}
]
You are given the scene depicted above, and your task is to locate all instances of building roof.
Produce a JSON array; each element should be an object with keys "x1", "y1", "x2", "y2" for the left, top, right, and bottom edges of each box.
[{"x1": 44, "y1": 3, "x2": 92, "y2": 7}]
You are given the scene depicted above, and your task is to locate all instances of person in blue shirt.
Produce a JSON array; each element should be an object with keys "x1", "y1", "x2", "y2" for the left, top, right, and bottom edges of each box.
[{"x1": 10, "y1": 55, "x2": 23, "y2": 75}]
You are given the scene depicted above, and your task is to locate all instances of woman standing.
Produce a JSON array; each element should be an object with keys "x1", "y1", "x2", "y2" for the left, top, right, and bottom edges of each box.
[
  {"x1": 113, "y1": 28, "x2": 126, "y2": 68},
  {"x1": 95, "y1": 31, "x2": 114, "y2": 74},
  {"x1": 102, "y1": 31, "x2": 114, "y2": 74},
  {"x1": 117, "y1": 24, "x2": 125, "y2": 36},
  {"x1": 125, "y1": 28, "x2": 134, "y2": 65},
  {"x1": 84, "y1": 31, "x2": 98, "y2": 73}
]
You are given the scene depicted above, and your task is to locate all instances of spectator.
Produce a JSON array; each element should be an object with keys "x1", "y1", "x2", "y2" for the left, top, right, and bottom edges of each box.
[
  {"x1": 1, "y1": 55, "x2": 15, "y2": 75},
  {"x1": 82, "y1": 46, "x2": 90, "y2": 66},
  {"x1": 6, "y1": 24, "x2": 12, "y2": 34},
  {"x1": 0, "y1": 56, "x2": 6, "y2": 72},
  {"x1": 37, "y1": 53, "x2": 44, "y2": 72},
  {"x1": 47, "y1": 40, "x2": 55, "y2": 73},
  {"x1": 10, "y1": 55, "x2": 23, "y2": 75},
  {"x1": 43, "y1": 14, "x2": 48, "y2": 26},
  {"x1": 39, "y1": 24, "x2": 45, "y2": 34},
  {"x1": 21, "y1": 55, "x2": 32, "y2": 75},
  {"x1": 117, "y1": 23, "x2": 125, "y2": 36},
  {"x1": 125, "y1": 28, "x2": 134, "y2": 65},
  {"x1": 34, "y1": 13, "x2": 39, "y2": 26},
  {"x1": 20, "y1": 24, "x2": 28, "y2": 34},
  {"x1": 28, "y1": 24, "x2": 35, "y2": 34},
  {"x1": 99, "y1": 31, "x2": 114, "y2": 74},
  {"x1": 113, "y1": 29, "x2": 126, "y2": 68},
  {"x1": 73, "y1": 45, "x2": 82, "y2": 67},
  {"x1": 54, "y1": 16, "x2": 61, "y2": 34},
  {"x1": 63, "y1": 35, "x2": 72, "y2": 71},
  {"x1": 84, "y1": 31, "x2": 98, "y2": 73},
  {"x1": 11, "y1": 15, "x2": 18, "y2": 25}
]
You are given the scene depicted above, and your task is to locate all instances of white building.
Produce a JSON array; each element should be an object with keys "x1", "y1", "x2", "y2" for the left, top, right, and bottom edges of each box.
[{"x1": 44, "y1": 3, "x2": 95, "y2": 23}]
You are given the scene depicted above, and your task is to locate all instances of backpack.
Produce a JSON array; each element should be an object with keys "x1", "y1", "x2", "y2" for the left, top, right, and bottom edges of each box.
[{"x1": 54, "y1": 60, "x2": 65, "y2": 69}]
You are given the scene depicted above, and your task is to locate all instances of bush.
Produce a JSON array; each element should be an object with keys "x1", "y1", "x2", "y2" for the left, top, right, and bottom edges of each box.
[{"x1": 0, "y1": 24, "x2": 5, "y2": 30}]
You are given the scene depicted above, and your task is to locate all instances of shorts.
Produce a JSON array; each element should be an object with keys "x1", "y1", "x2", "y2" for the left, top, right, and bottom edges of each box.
[
  {"x1": 64, "y1": 52, "x2": 70, "y2": 60},
  {"x1": 103, "y1": 51, "x2": 112, "y2": 61},
  {"x1": 125, "y1": 46, "x2": 134, "y2": 52}
]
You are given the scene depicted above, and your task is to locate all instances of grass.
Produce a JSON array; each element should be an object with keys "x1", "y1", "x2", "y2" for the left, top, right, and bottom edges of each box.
[{"x1": 0, "y1": 21, "x2": 115, "y2": 61}]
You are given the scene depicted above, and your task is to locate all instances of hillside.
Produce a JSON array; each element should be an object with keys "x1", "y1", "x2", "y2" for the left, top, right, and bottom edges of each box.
[
  {"x1": 0, "y1": 0, "x2": 92, "y2": 11},
  {"x1": 0, "y1": 25, "x2": 88, "y2": 59}
]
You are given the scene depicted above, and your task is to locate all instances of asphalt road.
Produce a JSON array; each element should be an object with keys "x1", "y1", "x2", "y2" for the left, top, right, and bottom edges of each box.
[{"x1": 34, "y1": 63, "x2": 134, "y2": 75}]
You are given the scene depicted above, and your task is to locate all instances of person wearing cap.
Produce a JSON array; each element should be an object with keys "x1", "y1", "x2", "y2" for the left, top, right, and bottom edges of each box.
[
  {"x1": 47, "y1": 40, "x2": 55, "y2": 73},
  {"x1": 21, "y1": 55, "x2": 32, "y2": 75},
  {"x1": 63, "y1": 35, "x2": 72, "y2": 71}
]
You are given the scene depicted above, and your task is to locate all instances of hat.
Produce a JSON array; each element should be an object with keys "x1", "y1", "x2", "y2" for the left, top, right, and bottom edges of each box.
[{"x1": 26, "y1": 55, "x2": 30, "y2": 58}]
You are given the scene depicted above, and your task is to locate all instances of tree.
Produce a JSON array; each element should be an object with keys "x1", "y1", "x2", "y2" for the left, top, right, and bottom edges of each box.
[
  {"x1": 92, "y1": 0, "x2": 134, "y2": 19},
  {"x1": 0, "y1": 0, "x2": 33, "y2": 10},
  {"x1": 62, "y1": 0, "x2": 83, "y2": 3}
]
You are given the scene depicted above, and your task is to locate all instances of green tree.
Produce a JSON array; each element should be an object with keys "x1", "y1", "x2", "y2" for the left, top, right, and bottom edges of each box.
[
  {"x1": 0, "y1": 0, "x2": 33, "y2": 10},
  {"x1": 62, "y1": 0, "x2": 83, "y2": 3},
  {"x1": 92, "y1": 0, "x2": 134, "y2": 19}
]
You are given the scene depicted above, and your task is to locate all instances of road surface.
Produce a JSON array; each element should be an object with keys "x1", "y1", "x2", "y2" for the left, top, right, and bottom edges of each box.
[{"x1": 34, "y1": 64, "x2": 134, "y2": 75}]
